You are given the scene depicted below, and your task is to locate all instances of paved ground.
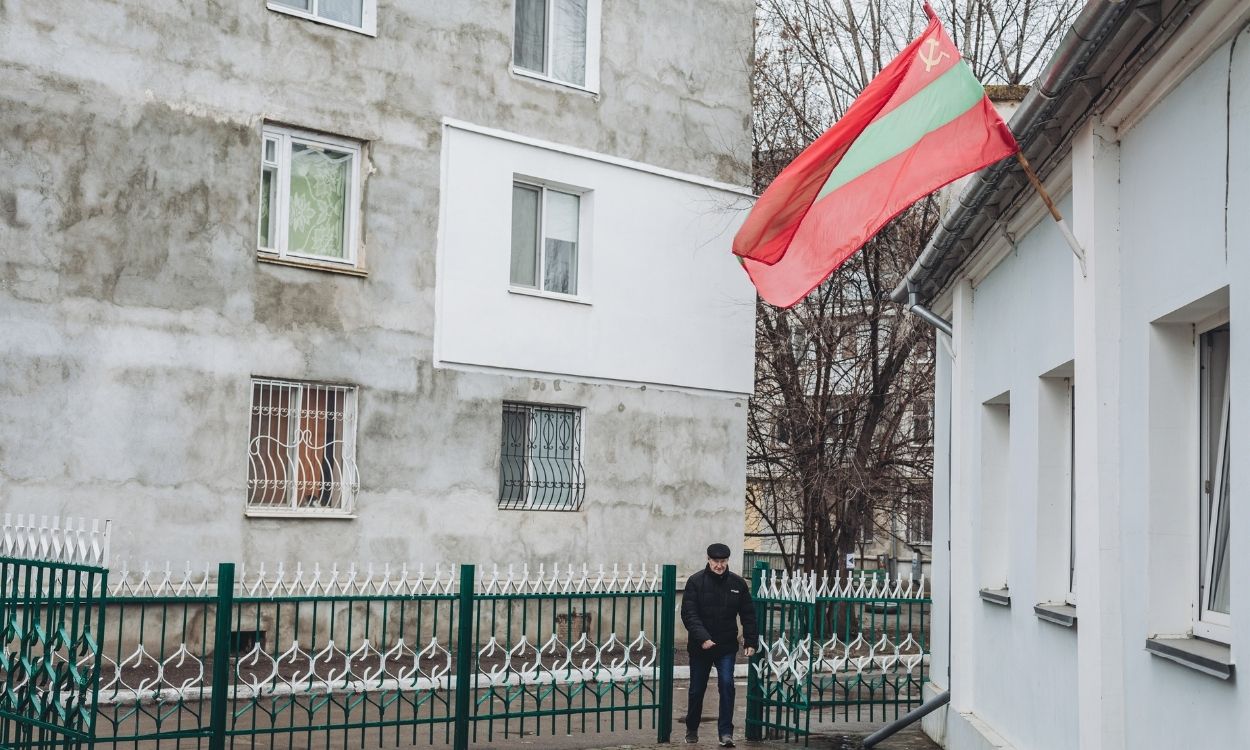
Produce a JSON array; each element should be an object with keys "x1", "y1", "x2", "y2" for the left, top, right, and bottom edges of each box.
[{"x1": 470, "y1": 679, "x2": 940, "y2": 750}]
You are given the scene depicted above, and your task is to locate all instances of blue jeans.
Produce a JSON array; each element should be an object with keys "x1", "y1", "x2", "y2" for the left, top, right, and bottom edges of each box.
[{"x1": 687, "y1": 650, "x2": 736, "y2": 738}]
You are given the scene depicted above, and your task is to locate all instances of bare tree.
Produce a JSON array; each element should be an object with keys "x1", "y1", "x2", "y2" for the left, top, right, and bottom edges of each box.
[{"x1": 746, "y1": 0, "x2": 1078, "y2": 577}]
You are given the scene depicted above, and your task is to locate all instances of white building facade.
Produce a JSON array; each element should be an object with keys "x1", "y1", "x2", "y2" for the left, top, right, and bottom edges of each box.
[
  {"x1": 895, "y1": 0, "x2": 1250, "y2": 747},
  {"x1": 0, "y1": 1, "x2": 756, "y2": 571}
]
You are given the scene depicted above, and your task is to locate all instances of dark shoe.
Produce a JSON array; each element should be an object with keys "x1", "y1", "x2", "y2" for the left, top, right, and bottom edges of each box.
[
  {"x1": 719, "y1": 737, "x2": 735, "y2": 747},
  {"x1": 684, "y1": 731, "x2": 698, "y2": 743}
]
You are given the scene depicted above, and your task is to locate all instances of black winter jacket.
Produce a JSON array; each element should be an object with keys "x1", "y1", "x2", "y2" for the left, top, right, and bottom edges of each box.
[{"x1": 680, "y1": 567, "x2": 759, "y2": 655}]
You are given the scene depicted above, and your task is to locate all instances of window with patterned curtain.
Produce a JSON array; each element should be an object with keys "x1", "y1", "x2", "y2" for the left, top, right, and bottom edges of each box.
[{"x1": 258, "y1": 124, "x2": 363, "y2": 269}]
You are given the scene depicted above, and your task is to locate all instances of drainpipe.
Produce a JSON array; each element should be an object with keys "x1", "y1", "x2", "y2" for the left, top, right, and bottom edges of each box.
[
  {"x1": 906, "y1": 289, "x2": 952, "y2": 337},
  {"x1": 861, "y1": 690, "x2": 950, "y2": 748}
]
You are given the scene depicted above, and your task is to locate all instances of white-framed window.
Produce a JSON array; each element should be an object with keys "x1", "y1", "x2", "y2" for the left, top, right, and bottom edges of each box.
[
  {"x1": 858, "y1": 512, "x2": 875, "y2": 544},
  {"x1": 1065, "y1": 380, "x2": 1076, "y2": 603},
  {"x1": 1037, "y1": 368, "x2": 1075, "y2": 606},
  {"x1": 512, "y1": 0, "x2": 602, "y2": 92},
  {"x1": 906, "y1": 489, "x2": 933, "y2": 545},
  {"x1": 510, "y1": 180, "x2": 584, "y2": 297},
  {"x1": 979, "y1": 396, "x2": 1011, "y2": 590},
  {"x1": 1196, "y1": 320, "x2": 1231, "y2": 641},
  {"x1": 246, "y1": 378, "x2": 360, "y2": 516},
  {"x1": 267, "y1": 0, "x2": 377, "y2": 36},
  {"x1": 258, "y1": 125, "x2": 364, "y2": 268},
  {"x1": 499, "y1": 402, "x2": 586, "y2": 511},
  {"x1": 912, "y1": 401, "x2": 932, "y2": 445}
]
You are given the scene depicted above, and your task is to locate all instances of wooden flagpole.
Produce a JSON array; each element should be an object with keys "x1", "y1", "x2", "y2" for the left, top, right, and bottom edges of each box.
[{"x1": 1015, "y1": 151, "x2": 1087, "y2": 275}]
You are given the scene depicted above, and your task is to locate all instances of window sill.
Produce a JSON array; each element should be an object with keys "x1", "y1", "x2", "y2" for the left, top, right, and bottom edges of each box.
[
  {"x1": 507, "y1": 287, "x2": 592, "y2": 306},
  {"x1": 258, "y1": 253, "x2": 368, "y2": 277},
  {"x1": 979, "y1": 588, "x2": 1011, "y2": 607},
  {"x1": 510, "y1": 67, "x2": 599, "y2": 97},
  {"x1": 1145, "y1": 637, "x2": 1234, "y2": 680},
  {"x1": 1034, "y1": 603, "x2": 1077, "y2": 628},
  {"x1": 244, "y1": 510, "x2": 358, "y2": 520},
  {"x1": 267, "y1": 3, "x2": 376, "y2": 36}
]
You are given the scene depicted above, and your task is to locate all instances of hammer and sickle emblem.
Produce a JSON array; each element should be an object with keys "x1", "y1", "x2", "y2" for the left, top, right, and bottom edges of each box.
[{"x1": 919, "y1": 39, "x2": 951, "y2": 73}]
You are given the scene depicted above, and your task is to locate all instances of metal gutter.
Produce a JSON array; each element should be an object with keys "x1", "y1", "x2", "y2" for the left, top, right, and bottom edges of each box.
[{"x1": 890, "y1": 0, "x2": 1149, "y2": 306}]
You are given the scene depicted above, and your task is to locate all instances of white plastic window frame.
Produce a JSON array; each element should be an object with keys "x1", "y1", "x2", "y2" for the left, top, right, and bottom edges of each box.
[
  {"x1": 1064, "y1": 379, "x2": 1076, "y2": 605},
  {"x1": 509, "y1": 177, "x2": 590, "y2": 303},
  {"x1": 258, "y1": 125, "x2": 364, "y2": 269},
  {"x1": 911, "y1": 401, "x2": 932, "y2": 447},
  {"x1": 266, "y1": 0, "x2": 377, "y2": 36},
  {"x1": 1194, "y1": 313, "x2": 1231, "y2": 642},
  {"x1": 510, "y1": 0, "x2": 602, "y2": 94},
  {"x1": 906, "y1": 493, "x2": 932, "y2": 545}
]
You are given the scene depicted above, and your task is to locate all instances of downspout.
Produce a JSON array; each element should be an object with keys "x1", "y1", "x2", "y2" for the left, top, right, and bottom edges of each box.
[
  {"x1": 906, "y1": 289, "x2": 952, "y2": 337},
  {"x1": 862, "y1": 690, "x2": 951, "y2": 748}
]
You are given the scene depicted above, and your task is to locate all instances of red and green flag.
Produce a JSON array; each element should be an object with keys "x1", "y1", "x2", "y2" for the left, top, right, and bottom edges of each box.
[{"x1": 735, "y1": 3, "x2": 1018, "y2": 308}]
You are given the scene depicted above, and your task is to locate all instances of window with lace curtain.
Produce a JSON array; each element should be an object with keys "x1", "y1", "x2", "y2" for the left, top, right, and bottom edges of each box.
[
  {"x1": 267, "y1": 0, "x2": 377, "y2": 35},
  {"x1": 258, "y1": 124, "x2": 363, "y2": 269}
]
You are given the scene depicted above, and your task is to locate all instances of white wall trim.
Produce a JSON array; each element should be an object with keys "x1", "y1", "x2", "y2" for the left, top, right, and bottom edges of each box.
[
  {"x1": 441, "y1": 118, "x2": 755, "y2": 198},
  {"x1": 1104, "y1": 0, "x2": 1250, "y2": 134},
  {"x1": 434, "y1": 358, "x2": 751, "y2": 399},
  {"x1": 964, "y1": 167, "x2": 1073, "y2": 290}
]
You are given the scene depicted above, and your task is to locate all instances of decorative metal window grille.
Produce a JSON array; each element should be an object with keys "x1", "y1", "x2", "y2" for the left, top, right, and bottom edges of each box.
[
  {"x1": 247, "y1": 378, "x2": 359, "y2": 515},
  {"x1": 499, "y1": 403, "x2": 585, "y2": 511}
]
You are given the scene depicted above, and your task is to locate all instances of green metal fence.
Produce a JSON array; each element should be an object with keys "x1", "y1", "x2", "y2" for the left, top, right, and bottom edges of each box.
[
  {"x1": 78, "y1": 561, "x2": 677, "y2": 749},
  {"x1": 0, "y1": 556, "x2": 108, "y2": 750},
  {"x1": 746, "y1": 562, "x2": 930, "y2": 744}
]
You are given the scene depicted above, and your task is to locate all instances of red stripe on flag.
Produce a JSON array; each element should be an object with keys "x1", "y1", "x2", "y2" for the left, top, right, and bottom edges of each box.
[
  {"x1": 732, "y1": 15, "x2": 949, "y2": 267},
  {"x1": 742, "y1": 98, "x2": 1016, "y2": 308}
]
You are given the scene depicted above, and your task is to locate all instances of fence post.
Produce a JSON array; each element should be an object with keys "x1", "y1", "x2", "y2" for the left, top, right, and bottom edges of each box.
[
  {"x1": 208, "y1": 562, "x2": 235, "y2": 750},
  {"x1": 453, "y1": 564, "x2": 475, "y2": 750},
  {"x1": 745, "y1": 560, "x2": 769, "y2": 741},
  {"x1": 657, "y1": 564, "x2": 677, "y2": 743}
]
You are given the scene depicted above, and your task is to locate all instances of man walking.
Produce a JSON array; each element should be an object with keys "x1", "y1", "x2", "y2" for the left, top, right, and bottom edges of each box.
[{"x1": 680, "y1": 543, "x2": 758, "y2": 747}]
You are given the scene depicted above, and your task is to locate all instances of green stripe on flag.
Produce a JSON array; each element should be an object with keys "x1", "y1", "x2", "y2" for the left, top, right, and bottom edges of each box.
[{"x1": 817, "y1": 61, "x2": 986, "y2": 199}]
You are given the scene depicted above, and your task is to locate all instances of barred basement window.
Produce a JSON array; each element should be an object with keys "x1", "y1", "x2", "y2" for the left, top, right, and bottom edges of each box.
[
  {"x1": 247, "y1": 378, "x2": 360, "y2": 516},
  {"x1": 499, "y1": 403, "x2": 585, "y2": 511}
]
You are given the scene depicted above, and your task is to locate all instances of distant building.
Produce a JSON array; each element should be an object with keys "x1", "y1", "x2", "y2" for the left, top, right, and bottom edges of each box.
[
  {"x1": 898, "y1": 1, "x2": 1248, "y2": 748},
  {"x1": 0, "y1": 1, "x2": 756, "y2": 571}
]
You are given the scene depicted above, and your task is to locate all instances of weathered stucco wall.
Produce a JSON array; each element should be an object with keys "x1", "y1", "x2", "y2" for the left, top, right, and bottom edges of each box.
[{"x1": 0, "y1": 1, "x2": 755, "y2": 575}]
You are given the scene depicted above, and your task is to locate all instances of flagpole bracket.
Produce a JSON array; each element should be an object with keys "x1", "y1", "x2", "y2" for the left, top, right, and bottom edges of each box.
[
  {"x1": 1014, "y1": 151, "x2": 1088, "y2": 277},
  {"x1": 1056, "y1": 218, "x2": 1088, "y2": 277}
]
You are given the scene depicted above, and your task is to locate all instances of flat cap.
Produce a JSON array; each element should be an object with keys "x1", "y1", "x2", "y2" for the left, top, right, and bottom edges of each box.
[{"x1": 706, "y1": 543, "x2": 731, "y2": 559}]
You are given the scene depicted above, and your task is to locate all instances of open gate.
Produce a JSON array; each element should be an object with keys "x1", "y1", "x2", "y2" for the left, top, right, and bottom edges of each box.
[
  {"x1": 745, "y1": 564, "x2": 930, "y2": 743},
  {"x1": 0, "y1": 557, "x2": 108, "y2": 750}
]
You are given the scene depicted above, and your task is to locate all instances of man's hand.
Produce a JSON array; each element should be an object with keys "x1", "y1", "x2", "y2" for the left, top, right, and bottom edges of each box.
[
  {"x1": 701, "y1": 640, "x2": 716, "y2": 650},
  {"x1": 743, "y1": 647, "x2": 755, "y2": 658}
]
